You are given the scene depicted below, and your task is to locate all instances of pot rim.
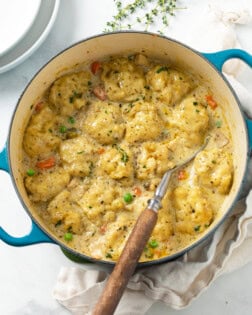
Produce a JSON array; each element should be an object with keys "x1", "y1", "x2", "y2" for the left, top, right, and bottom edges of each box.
[{"x1": 7, "y1": 31, "x2": 250, "y2": 267}]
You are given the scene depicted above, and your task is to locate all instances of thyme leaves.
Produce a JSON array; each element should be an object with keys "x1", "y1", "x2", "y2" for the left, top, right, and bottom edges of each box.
[{"x1": 104, "y1": 0, "x2": 183, "y2": 34}]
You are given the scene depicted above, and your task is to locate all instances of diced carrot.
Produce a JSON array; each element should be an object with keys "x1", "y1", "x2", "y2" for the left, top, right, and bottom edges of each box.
[
  {"x1": 36, "y1": 156, "x2": 56, "y2": 169},
  {"x1": 178, "y1": 169, "x2": 188, "y2": 180},
  {"x1": 100, "y1": 224, "x2": 107, "y2": 234},
  {"x1": 133, "y1": 187, "x2": 142, "y2": 197},
  {"x1": 154, "y1": 249, "x2": 162, "y2": 258},
  {"x1": 205, "y1": 95, "x2": 218, "y2": 110},
  {"x1": 91, "y1": 61, "x2": 101, "y2": 75},
  {"x1": 35, "y1": 101, "x2": 44, "y2": 112},
  {"x1": 93, "y1": 86, "x2": 107, "y2": 100},
  {"x1": 97, "y1": 148, "x2": 105, "y2": 154},
  {"x1": 154, "y1": 249, "x2": 166, "y2": 258}
]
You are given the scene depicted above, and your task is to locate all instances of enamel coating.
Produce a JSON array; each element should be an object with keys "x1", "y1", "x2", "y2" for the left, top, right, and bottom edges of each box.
[
  {"x1": 0, "y1": 145, "x2": 54, "y2": 245},
  {"x1": 0, "y1": 222, "x2": 53, "y2": 246},
  {"x1": 246, "y1": 119, "x2": 252, "y2": 150},
  {"x1": 203, "y1": 48, "x2": 252, "y2": 151},
  {"x1": 203, "y1": 49, "x2": 252, "y2": 72},
  {"x1": 0, "y1": 145, "x2": 9, "y2": 172}
]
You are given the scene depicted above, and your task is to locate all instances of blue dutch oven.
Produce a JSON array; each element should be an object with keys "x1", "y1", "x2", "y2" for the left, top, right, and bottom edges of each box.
[{"x1": 0, "y1": 32, "x2": 252, "y2": 265}]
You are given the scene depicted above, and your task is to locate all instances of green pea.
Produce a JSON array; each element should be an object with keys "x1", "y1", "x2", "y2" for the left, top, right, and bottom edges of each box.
[
  {"x1": 26, "y1": 169, "x2": 35, "y2": 176},
  {"x1": 149, "y1": 239, "x2": 158, "y2": 248},
  {"x1": 68, "y1": 116, "x2": 75, "y2": 124},
  {"x1": 59, "y1": 125, "x2": 67, "y2": 133},
  {"x1": 123, "y1": 192, "x2": 133, "y2": 203},
  {"x1": 64, "y1": 232, "x2": 73, "y2": 241}
]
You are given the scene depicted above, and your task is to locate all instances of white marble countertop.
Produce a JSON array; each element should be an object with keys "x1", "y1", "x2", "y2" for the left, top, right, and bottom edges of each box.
[{"x1": 1, "y1": 0, "x2": 252, "y2": 314}]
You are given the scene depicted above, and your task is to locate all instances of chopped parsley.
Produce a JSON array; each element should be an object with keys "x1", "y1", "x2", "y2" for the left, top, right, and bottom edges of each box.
[
  {"x1": 89, "y1": 161, "x2": 94, "y2": 175},
  {"x1": 55, "y1": 220, "x2": 62, "y2": 227},
  {"x1": 69, "y1": 91, "x2": 83, "y2": 103},
  {"x1": 194, "y1": 225, "x2": 201, "y2": 232},
  {"x1": 215, "y1": 120, "x2": 222, "y2": 128},
  {"x1": 145, "y1": 252, "x2": 154, "y2": 259},
  {"x1": 156, "y1": 66, "x2": 169, "y2": 73},
  {"x1": 113, "y1": 144, "x2": 129, "y2": 164}
]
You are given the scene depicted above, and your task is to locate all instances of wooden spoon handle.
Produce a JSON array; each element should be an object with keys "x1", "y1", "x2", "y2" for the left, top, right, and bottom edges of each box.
[{"x1": 92, "y1": 208, "x2": 158, "y2": 315}]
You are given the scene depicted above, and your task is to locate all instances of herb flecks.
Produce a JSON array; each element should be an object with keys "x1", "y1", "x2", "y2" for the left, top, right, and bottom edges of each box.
[
  {"x1": 113, "y1": 144, "x2": 129, "y2": 164},
  {"x1": 156, "y1": 66, "x2": 169, "y2": 73},
  {"x1": 69, "y1": 91, "x2": 83, "y2": 103},
  {"x1": 194, "y1": 225, "x2": 201, "y2": 232},
  {"x1": 89, "y1": 161, "x2": 94, "y2": 175},
  {"x1": 215, "y1": 120, "x2": 222, "y2": 128},
  {"x1": 68, "y1": 116, "x2": 75, "y2": 124},
  {"x1": 105, "y1": 252, "x2": 113, "y2": 258},
  {"x1": 104, "y1": 0, "x2": 183, "y2": 34}
]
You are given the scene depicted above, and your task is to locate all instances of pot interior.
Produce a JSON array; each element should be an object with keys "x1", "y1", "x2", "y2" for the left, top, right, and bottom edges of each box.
[{"x1": 9, "y1": 32, "x2": 248, "y2": 263}]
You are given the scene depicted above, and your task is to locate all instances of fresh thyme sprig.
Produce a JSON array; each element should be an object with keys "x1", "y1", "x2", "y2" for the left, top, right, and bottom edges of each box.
[{"x1": 104, "y1": 0, "x2": 183, "y2": 34}]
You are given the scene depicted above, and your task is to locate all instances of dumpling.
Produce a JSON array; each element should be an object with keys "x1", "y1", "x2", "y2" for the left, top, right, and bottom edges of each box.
[
  {"x1": 124, "y1": 100, "x2": 164, "y2": 143},
  {"x1": 100, "y1": 57, "x2": 146, "y2": 102},
  {"x1": 98, "y1": 144, "x2": 133, "y2": 179},
  {"x1": 24, "y1": 168, "x2": 70, "y2": 202},
  {"x1": 169, "y1": 96, "x2": 209, "y2": 133},
  {"x1": 146, "y1": 65, "x2": 194, "y2": 105},
  {"x1": 77, "y1": 178, "x2": 124, "y2": 221},
  {"x1": 172, "y1": 185, "x2": 214, "y2": 234},
  {"x1": 194, "y1": 148, "x2": 233, "y2": 194},
  {"x1": 136, "y1": 141, "x2": 174, "y2": 179},
  {"x1": 49, "y1": 71, "x2": 91, "y2": 116},
  {"x1": 60, "y1": 135, "x2": 98, "y2": 177},
  {"x1": 23, "y1": 104, "x2": 60, "y2": 158},
  {"x1": 47, "y1": 190, "x2": 84, "y2": 234},
  {"x1": 83, "y1": 100, "x2": 125, "y2": 144}
]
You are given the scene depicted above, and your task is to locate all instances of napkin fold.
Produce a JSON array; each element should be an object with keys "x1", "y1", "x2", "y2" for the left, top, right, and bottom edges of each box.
[{"x1": 53, "y1": 3, "x2": 252, "y2": 314}]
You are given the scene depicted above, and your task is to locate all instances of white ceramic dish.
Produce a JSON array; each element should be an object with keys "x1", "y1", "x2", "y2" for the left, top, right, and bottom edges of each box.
[
  {"x1": 0, "y1": 0, "x2": 41, "y2": 57},
  {"x1": 0, "y1": 0, "x2": 60, "y2": 74}
]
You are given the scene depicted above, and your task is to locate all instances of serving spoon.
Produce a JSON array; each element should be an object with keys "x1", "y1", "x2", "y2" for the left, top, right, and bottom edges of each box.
[{"x1": 92, "y1": 137, "x2": 209, "y2": 315}]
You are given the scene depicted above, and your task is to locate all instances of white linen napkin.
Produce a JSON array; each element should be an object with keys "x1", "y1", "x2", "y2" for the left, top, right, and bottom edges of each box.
[{"x1": 53, "y1": 3, "x2": 252, "y2": 314}]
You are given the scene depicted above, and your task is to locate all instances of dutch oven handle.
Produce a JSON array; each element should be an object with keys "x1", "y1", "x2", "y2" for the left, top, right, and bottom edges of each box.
[
  {"x1": 0, "y1": 144, "x2": 54, "y2": 246},
  {"x1": 203, "y1": 48, "x2": 252, "y2": 150}
]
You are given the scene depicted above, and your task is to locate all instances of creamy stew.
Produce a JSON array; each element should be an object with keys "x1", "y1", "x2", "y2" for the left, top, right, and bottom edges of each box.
[{"x1": 22, "y1": 54, "x2": 233, "y2": 262}]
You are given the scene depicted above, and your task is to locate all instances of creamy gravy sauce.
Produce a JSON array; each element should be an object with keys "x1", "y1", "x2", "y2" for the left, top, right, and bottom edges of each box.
[{"x1": 22, "y1": 54, "x2": 233, "y2": 262}]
